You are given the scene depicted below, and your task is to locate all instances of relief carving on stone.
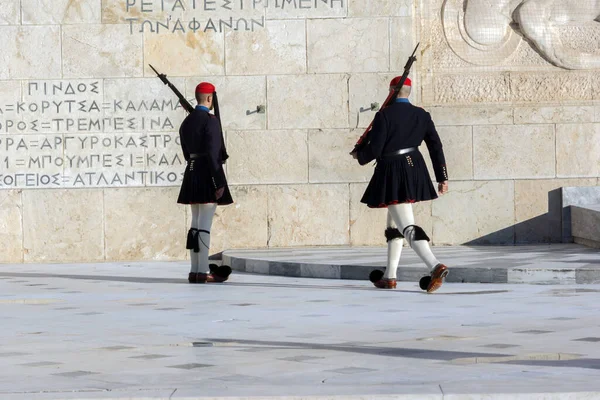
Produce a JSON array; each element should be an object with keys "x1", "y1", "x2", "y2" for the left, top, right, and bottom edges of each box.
[{"x1": 442, "y1": 0, "x2": 600, "y2": 69}]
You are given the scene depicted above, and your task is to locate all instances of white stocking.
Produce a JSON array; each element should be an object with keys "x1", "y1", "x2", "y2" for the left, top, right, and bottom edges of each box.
[
  {"x1": 388, "y1": 203, "x2": 440, "y2": 272},
  {"x1": 384, "y1": 211, "x2": 403, "y2": 280},
  {"x1": 189, "y1": 205, "x2": 201, "y2": 273},
  {"x1": 196, "y1": 203, "x2": 217, "y2": 274}
]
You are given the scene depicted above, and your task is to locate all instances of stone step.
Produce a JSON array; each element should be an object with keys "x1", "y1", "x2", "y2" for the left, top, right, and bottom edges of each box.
[{"x1": 223, "y1": 244, "x2": 600, "y2": 285}]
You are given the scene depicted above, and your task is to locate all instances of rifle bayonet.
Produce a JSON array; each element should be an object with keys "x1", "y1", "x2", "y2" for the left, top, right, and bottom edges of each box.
[{"x1": 149, "y1": 64, "x2": 194, "y2": 114}]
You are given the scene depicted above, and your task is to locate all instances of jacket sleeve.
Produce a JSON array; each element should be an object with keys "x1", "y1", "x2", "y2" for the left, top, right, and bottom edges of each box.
[
  {"x1": 423, "y1": 112, "x2": 448, "y2": 183},
  {"x1": 357, "y1": 111, "x2": 388, "y2": 166},
  {"x1": 179, "y1": 121, "x2": 190, "y2": 162},
  {"x1": 205, "y1": 117, "x2": 227, "y2": 189}
]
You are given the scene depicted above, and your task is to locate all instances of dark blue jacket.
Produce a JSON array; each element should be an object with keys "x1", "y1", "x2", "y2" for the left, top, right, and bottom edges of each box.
[
  {"x1": 179, "y1": 107, "x2": 226, "y2": 188},
  {"x1": 357, "y1": 101, "x2": 448, "y2": 183}
]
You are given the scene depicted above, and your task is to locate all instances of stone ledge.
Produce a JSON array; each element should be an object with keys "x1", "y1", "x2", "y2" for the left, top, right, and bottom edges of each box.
[
  {"x1": 572, "y1": 204, "x2": 600, "y2": 249},
  {"x1": 223, "y1": 245, "x2": 600, "y2": 285},
  {"x1": 561, "y1": 187, "x2": 600, "y2": 242}
]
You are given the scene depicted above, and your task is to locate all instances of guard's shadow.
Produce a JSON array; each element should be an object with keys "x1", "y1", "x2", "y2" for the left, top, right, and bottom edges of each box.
[
  {"x1": 0, "y1": 272, "x2": 508, "y2": 295},
  {"x1": 204, "y1": 337, "x2": 508, "y2": 361},
  {"x1": 204, "y1": 338, "x2": 600, "y2": 370}
]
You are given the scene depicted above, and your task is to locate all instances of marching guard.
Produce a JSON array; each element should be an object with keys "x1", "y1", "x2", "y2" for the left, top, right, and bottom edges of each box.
[{"x1": 352, "y1": 77, "x2": 450, "y2": 293}]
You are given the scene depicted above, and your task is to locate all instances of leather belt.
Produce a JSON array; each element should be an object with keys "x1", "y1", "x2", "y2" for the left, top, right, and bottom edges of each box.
[
  {"x1": 189, "y1": 153, "x2": 207, "y2": 159},
  {"x1": 383, "y1": 147, "x2": 418, "y2": 157}
]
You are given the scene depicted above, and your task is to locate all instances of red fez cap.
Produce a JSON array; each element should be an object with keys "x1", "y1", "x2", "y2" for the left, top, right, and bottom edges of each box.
[
  {"x1": 390, "y1": 76, "x2": 411, "y2": 87},
  {"x1": 195, "y1": 82, "x2": 215, "y2": 94}
]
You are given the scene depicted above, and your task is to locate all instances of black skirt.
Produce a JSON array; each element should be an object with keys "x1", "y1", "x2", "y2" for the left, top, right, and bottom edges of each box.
[
  {"x1": 177, "y1": 159, "x2": 233, "y2": 206},
  {"x1": 361, "y1": 150, "x2": 438, "y2": 208}
]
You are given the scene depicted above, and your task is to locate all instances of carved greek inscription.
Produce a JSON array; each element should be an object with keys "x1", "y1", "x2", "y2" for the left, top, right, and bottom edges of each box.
[
  {"x1": 122, "y1": 0, "x2": 346, "y2": 33},
  {"x1": 0, "y1": 79, "x2": 187, "y2": 189}
]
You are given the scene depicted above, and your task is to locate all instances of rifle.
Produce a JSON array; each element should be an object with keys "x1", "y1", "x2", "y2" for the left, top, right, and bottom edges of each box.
[
  {"x1": 351, "y1": 43, "x2": 420, "y2": 154},
  {"x1": 149, "y1": 64, "x2": 194, "y2": 114}
]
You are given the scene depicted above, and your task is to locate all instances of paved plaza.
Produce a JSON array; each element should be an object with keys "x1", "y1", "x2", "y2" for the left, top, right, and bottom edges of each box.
[{"x1": 1, "y1": 245, "x2": 600, "y2": 400}]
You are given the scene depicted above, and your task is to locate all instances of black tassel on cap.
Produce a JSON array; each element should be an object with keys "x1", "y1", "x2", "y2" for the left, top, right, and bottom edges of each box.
[{"x1": 212, "y1": 92, "x2": 229, "y2": 162}]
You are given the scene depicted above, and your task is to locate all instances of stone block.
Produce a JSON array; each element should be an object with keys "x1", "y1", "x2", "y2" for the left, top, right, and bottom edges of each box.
[
  {"x1": 508, "y1": 268, "x2": 576, "y2": 285},
  {"x1": 63, "y1": 133, "x2": 147, "y2": 188},
  {"x1": 104, "y1": 78, "x2": 187, "y2": 133},
  {"x1": 225, "y1": 20, "x2": 306, "y2": 75},
  {"x1": 209, "y1": 186, "x2": 269, "y2": 254},
  {"x1": 22, "y1": 0, "x2": 101, "y2": 24},
  {"x1": 267, "y1": 184, "x2": 349, "y2": 247},
  {"x1": 0, "y1": 190, "x2": 23, "y2": 263},
  {"x1": 22, "y1": 190, "x2": 104, "y2": 262},
  {"x1": 390, "y1": 17, "x2": 416, "y2": 76},
  {"x1": 577, "y1": 269, "x2": 600, "y2": 284},
  {"x1": 307, "y1": 18, "x2": 389, "y2": 73},
  {"x1": 184, "y1": 76, "x2": 267, "y2": 130},
  {"x1": 350, "y1": 183, "x2": 433, "y2": 246},
  {"x1": 105, "y1": 187, "x2": 186, "y2": 261},
  {"x1": 62, "y1": 25, "x2": 143, "y2": 78},
  {"x1": 265, "y1": 0, "x2": 347, "y2": 20},
  {"x1": 348, "y1": 73, "x2": 398, "y2": 129},
  {"x1": 349, "y1": 0, "x2": 411, "y2": 17},
  {"x1": 514, "y1": 106, "x2": 595, "y2": 124},
  {"x1": 246, "y1": 259, "x2": 270, "y2": 275},
  {"x1": 308, "y1": 129, "x2": 372, "y2": 183},
  {"x1": 0, "y1": 26, "x2": 61, "y2": 79},
  {"x1": 300, "y1": 263, "x2": 341, "y2": 279},
  {"x1": 556, "y1": 123, "x2": 600, "y2": 178},
  {"x1": 349, "y1": 183, "x2": 387, "y2": 246},
  {"x1": 144, "y1": 31, "x2": 224, "y2": 77},
  {"x1": 514, "y1": 179, "x2": 597, "y2": 243},
  {"x1": 473, "y1": 124, "x2": 555, "y2": 179},
  {"x1": 574, "y1": 237, "x2": 600, "y2": 249},
  {"x1": 421, "y1": 126, "x2": 473, "y2": 181},
  {"x1": 432, "y1": 180, "x2": 515, "y2": 245},
  {"x1": 269, "y1": 262, "x2": 301, "y2": 277},
  {"x1": 340, "y1": 264, "x2": 382, "y2": 280},
  {"x1": 409, "y1": 202, "x2": 433, "y2": 243},
  {"x1": 447, "y1": 267, "x2": 509, "y2": 284},
  {"x1": 510, "y1": 72, "x2": 593, "y2": 102},
  {"x1": 434, "y1": 74, "x2": 510, "y2": 104},
  {"x1": 561, "y1": 186, "x2": 600, "y2": 242},
  {"x1": 267, "y1": 74, "x2": 349, "y2": 129},
  {"x1": 227, "y1": 130, "x2": 308, "y2": 184},
  {"x1": 428, "y1": 106, "x2": 514, "y2": 126},
  {"x1": 0, "y1": 0, "x2": 19, "y2": 24},
  {"x1": 0, "y1": 81, "x2": 22, "y2": 121},
  {"x1": 571, "y1": 205, "x2": 600, "y2": 245}
]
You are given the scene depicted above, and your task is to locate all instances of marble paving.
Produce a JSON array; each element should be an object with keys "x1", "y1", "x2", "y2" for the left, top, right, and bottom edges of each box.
[{"x1": 1, "y1": 256, "x2": 600, "y2": 399}]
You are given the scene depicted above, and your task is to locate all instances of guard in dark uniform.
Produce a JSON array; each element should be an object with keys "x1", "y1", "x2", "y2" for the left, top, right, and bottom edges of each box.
[
  {"x1": 352, "y1": 76, "x2": 450, "y2": 293},
  {"x1": 178, "y1": 82, "x2": 233, "y2": 284}
]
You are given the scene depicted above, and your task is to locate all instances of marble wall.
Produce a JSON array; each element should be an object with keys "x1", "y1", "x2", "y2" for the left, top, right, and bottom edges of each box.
[{"x1": 1, "y1": 0, "x2": 599, "y2": 262}]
